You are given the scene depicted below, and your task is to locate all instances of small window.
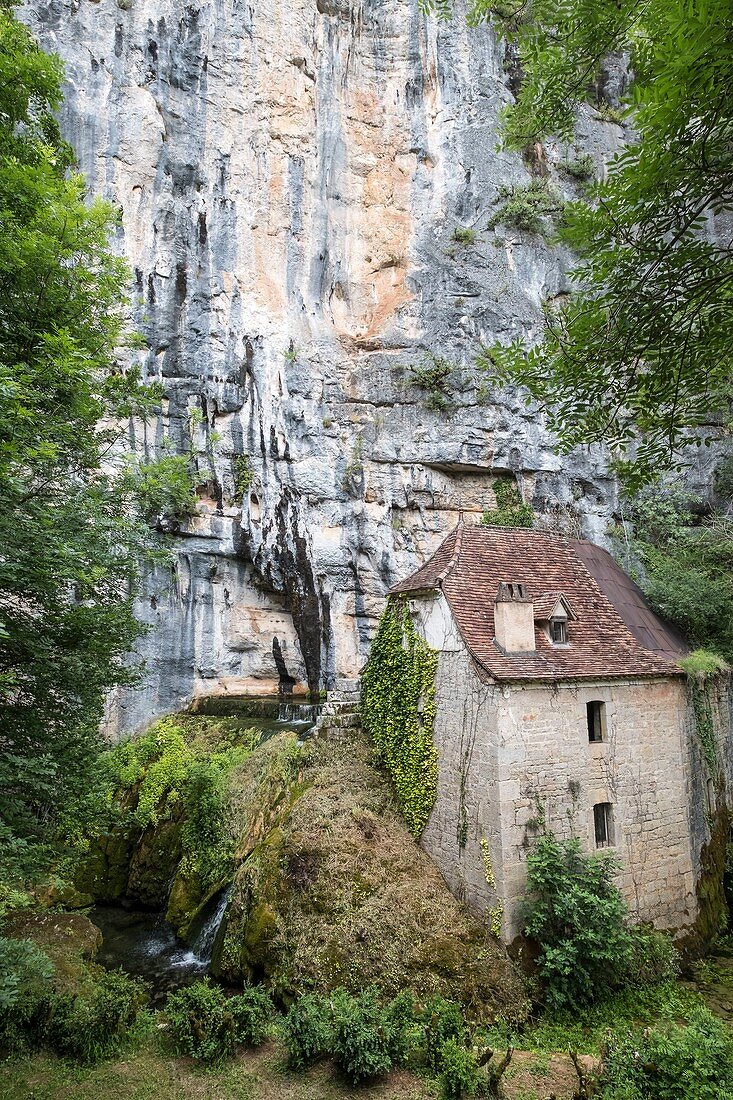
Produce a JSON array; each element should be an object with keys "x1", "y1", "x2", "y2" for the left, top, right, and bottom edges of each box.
[
  {"x1": 594, "y1": 802, "x2": 614, "y2": 848},
  {"x1": 707, "y1": 778, "x2": 717, "y2": 814},
  {"x1": 550, "y1": 618, "x2": 567, "y2": 644},
  {"x1": 587, "y1": 700, "x2": 605, "y2": 743}
]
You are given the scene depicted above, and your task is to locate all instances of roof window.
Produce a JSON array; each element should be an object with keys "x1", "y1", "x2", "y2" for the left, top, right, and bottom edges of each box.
[{"x1": 549, "y1": 618, "x2": 567, "y2": 645}]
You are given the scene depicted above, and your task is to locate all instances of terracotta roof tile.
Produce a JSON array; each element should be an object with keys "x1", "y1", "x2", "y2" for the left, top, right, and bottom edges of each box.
[{"x1": 390, "y1": 524, "x2": 687, "y2": 683}]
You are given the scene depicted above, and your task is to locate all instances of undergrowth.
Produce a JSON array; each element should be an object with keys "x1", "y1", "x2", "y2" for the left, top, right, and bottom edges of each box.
[{"x1": 481, "y1": 478, "x2": 534, "y2": 528}]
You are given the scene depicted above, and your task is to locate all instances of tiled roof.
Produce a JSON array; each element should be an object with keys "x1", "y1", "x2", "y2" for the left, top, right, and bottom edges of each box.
[{"x1": 390, "y1": 524, "x2": 687, "y2": 683}]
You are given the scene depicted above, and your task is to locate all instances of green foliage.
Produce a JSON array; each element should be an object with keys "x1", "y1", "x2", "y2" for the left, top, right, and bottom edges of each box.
[
  {"x1": 471, "y1": 0, "x2": 733, "y2": 486},
  {"x1": 0, "y1": 935, "x2": 54, "y2": 1051},
  {"x1": 452, "y1": 226, "x2": 477, "y2": 245},
  {"x1": 123, "y1": 454, "x2": 197, "y2": 523},
  {"x1": 616, "y1": 488, "x2": 733, "y2": 661},
  {"x1": 281, "y1": 992, "x2": 334, "y2": 1068},
  {"x1": 487, "y1": 181, "x2": 565, "y2": 235},
  {"x1": 165, "y1": 980, "x2": 237, "y2": 1063},
  {"x1": 560, "y1": 153, "x2": 595, "y2": 183},
  {"x1": 99, "y1": 718, "x2": 254, "y2": 896},
  {"x1": 0, "y1": 934, "x2": 147, "y2": 1065},
  {"x1": 385, "y1": 988, "x2": 418, "y2": 1067},
  {"x1": 233, "y1": 455, "x2": 254, "y2": 497},
  {"x1": 438, "y1": 1037, "x2": 480, "y2": 1100},
  {"x1": 404, "y1": 355, "x2": 456, "y2": 412},
  {"x1": 600, "y1": 1006, "x2": 733, "y2": 1100},
  {"x1": 627, "y1": 927, "x2": 680, "y2": 988},
  {"x1": 46, "y1": 968, "x2": 148, "y2": 1064},
  {"x1": 682, "y1": 651, "x2": 731, "y2": 679},
  {"x1": 361, "y1": 598, "x2": 439, "y2": 838},
  {"x1": 521, "y1": 834, "x2": 636, "y2": 1010},
  {"x1": 228, "y1": 985, "x2": 275, "y2": 1047},
  {"x1": 422, "y1": 996, "x2": 467, "y2": 1073},
  {"x1": 513, "y1": 979, "x2": 703, "y2": 1056},
  {"x1": 0, "y1": 7, "x2": 164, "y2": 884},
  {"x1": 165, "y1": 981, "x2": 271, "y2": 1063},
  {"x1": 688, "y1": 680, "x2": 719, "y2": 776},
  {"x1": 481, "y1": 478, "x2": 534, "y2": 528},
  {"x1": 330, "y1": 987, "x2": 394, "y2": 1085}
]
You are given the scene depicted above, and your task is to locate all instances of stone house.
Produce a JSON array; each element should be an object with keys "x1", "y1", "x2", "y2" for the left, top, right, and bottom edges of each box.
[{"x1": 390, "y1": 521, "x2": 728, "y2": 941}]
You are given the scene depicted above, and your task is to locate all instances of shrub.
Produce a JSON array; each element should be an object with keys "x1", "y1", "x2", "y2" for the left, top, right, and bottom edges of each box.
[
  {"x1": 561, "y1": 153, "x2": 595, "y2": 182},
  {"x1": 230, "y1": 985, "x2": 275, "y2": 1047},
  {"x1": 452, "y1": 226, "x2": 477, "y2": 245},
  {"x1": 385, "y1": 988, "x2": 418, "y2": 1066},
  {"x1": 331, "y1": 987, "x2": 393, "y2": 1084},
  {"x1": 521, "y1": 833, "x2": 635, "y2": 1010},
  {"x1": 404, "y1": 354, "x2": 457, "y2": 412},
  {"x1": 601, "y1": 1006, "x2": 733, "y2": 1100},
  {"x1": 47, "y1": 969, "x2": 148, "y2": 1064},
  {"x1": 0, "y1": 936, "x2": 54, "y2": 1053},
  {"x1": 422, "y1": 996, "x2": 467, "y2": 1073},
  {"x1": 282, "y1": 992, "x2": 334, "y2": 1068},
  {"x1": 439, "y1": 1037, "x2": 480, "y2": 1099},
  {"x1": 488, "y1": 180, "x2": 565, "y2": 235},
  {"x1": 165, "y1": 979, "x2": 237, "y2": 1063},
  {"x1": 482, "y1": 478, "x2": 534, "y2": 528},
  {"x1": 123, "y1": 453, "x2": 198, "y2": 522},
  {"x1": 628, "y1": 926, "x2": 679, "y2": 987}
]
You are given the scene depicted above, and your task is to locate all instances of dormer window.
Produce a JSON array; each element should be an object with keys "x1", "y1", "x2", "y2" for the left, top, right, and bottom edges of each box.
[{"x1": 533, "y1": 593, "x2": 574, "y2": 646}]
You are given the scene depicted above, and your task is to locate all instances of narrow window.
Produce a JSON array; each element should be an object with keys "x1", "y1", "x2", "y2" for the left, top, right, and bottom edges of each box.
[
  {"x1": 594, "y1": 802, "x2": 614, "y2": 848},
  {"x1": 550, "y1": 618, "x2": 567, "y2": 644},
  {"x1": 707, "y1": 778, "x2": 717, "y2": 814},
  {"x1": 587, "y1": 700, "x2": 605, "y2": 743}
]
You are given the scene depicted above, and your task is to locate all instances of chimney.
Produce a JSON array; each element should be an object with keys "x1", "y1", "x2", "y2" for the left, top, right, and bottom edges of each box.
[{"x1": 494, "y1": 582, "x2": 536, "y2": 653}]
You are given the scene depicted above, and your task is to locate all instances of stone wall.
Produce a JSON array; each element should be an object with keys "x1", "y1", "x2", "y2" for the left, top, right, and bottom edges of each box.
[{"x1": 421, "y1": 618, "x2": 703, "y2": 940}]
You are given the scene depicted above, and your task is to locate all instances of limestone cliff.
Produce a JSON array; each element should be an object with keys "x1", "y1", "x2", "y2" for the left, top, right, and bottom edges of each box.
[{"x1": 24, "y1": 0, "x2": 628, "y2": 729}]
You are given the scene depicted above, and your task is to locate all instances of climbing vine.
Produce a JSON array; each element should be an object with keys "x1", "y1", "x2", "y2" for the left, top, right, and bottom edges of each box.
[
  {"x1": 480, "y1": 837, "x2": 503, "y2": 936},
  {"x1": 361, "y1": 598, "x2": 439, "y2": 837},
  {"x1": 689, "y1": 682, "x2": 718, "y2": 776}
]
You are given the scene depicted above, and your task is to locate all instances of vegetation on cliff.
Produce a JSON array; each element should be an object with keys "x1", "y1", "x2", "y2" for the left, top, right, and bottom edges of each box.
[{"x1": 76, "y1": 716, "x2": 261, "y2": 935}]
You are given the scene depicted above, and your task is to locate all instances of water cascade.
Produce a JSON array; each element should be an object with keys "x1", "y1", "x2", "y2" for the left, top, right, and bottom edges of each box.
[{"x1": 276, "y1": 700, "x2": 320, "y2": 725}]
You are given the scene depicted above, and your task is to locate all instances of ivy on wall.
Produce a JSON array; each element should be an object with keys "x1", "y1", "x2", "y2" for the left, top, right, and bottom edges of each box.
[{"x1": 360, "y1": 598, "x2": 439, "y2": 837}]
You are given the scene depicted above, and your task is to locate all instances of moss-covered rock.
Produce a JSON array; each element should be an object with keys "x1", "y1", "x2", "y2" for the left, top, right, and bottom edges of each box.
[
  {"x1": 216, "y1": 731, "x2": 528, "y2": 1023},
  {"x1": 2, "y1": 911, "x2": 104, "y2": 1000}
]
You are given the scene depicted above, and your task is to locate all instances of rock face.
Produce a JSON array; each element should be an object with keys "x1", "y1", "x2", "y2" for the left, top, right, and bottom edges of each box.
[{"x1": 24, "y1": 0, "x2": 626, "y2": 730}]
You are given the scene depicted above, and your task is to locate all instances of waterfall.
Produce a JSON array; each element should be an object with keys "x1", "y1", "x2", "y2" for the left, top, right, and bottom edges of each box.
[
  {"x1": 189, "y1": 887, "x2": 231, "y2": 965},
  {"x1": 277, "y1": 701, "x2": 319, "y2": 725}
]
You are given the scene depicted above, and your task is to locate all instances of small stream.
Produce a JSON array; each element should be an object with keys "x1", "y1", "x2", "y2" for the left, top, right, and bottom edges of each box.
[
  {"x1": 91, "y1": 698, "x2": 319, "y2": 1000},
  {"x1": 93, "y1": 889, "x2": 230, "y2": 1003}
]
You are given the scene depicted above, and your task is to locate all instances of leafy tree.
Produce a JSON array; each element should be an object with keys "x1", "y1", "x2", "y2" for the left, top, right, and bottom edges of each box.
[
  {"x1": 0, "y1": 7, "x2": 192, "y2": 882},
  {"x1": 424, "y1": 0, "x2": 733, "y2": 487},
  {"x1": 614, "y1": 487, "x2": 733, "y2": 660}
]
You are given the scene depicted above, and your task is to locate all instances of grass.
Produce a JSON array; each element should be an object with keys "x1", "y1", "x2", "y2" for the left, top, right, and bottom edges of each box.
[
  {"x1": 484, "y1": 980, "x2": 707, "y2": 1057},
  {"x1": 0, "y1": 1036, "x2": 438, "y2": 1100}
]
